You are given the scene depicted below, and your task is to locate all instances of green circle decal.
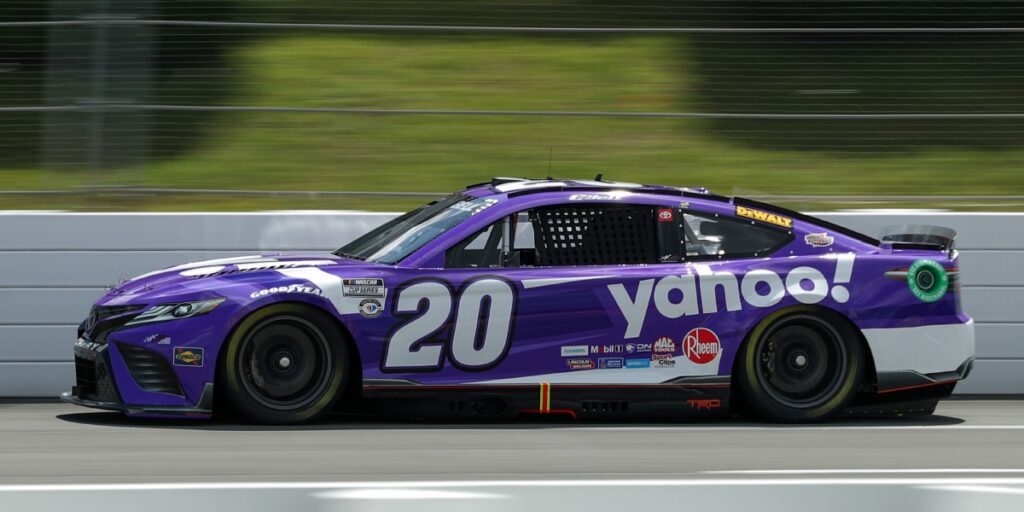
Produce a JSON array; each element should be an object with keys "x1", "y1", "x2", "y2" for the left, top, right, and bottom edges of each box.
[{"x1": 907, "y1": 259, "x2": 949, "y2": 303}]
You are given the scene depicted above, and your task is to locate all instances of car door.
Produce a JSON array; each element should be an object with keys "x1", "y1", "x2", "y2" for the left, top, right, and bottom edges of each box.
[
  {"x1": 379, "y1": 200, "x2": 705, "y2": 385},
  {"x1": 476, "y1": 203, "x2": 795, "y2": 385}
]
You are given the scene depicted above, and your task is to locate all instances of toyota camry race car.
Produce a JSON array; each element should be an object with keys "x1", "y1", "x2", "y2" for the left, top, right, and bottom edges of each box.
[{"x1": 62, "y1": 178, "x2": 974, "y2": 424}]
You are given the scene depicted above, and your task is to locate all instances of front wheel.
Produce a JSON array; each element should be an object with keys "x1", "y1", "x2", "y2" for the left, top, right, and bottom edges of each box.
[
  {"x1": 221, "y1": 304, "x2": 350, "y2": 424},
  {"x1": 737, "y1": 311, "x2": 864, "y2": 422}
]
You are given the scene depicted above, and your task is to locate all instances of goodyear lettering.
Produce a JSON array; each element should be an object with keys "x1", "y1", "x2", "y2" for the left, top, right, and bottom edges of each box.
[
  {"x1": 250, "y1": 284, "x2": 324, "y2": 300},
  {"x1": 736, "y1": 205, "x2": 793, "y2": 228}
]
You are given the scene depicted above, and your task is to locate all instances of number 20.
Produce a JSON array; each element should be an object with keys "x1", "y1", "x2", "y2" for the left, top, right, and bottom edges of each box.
[{"x1": 382, "y1": 278, "x2": 517, "y2": 372}]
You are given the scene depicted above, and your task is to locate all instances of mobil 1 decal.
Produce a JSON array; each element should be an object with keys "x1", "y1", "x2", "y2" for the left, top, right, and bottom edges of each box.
[
  {"x1": 609, "y1": 254, "x2": 855, "y2": 338},
  {"x1": 381, "y1": 276, "x2": 518, "y2": 372}
]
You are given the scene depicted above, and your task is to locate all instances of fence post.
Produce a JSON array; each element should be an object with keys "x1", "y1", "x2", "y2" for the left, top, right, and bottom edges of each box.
[{"x1": 87, "y1": 0, "x2": 109, "y2": 177}]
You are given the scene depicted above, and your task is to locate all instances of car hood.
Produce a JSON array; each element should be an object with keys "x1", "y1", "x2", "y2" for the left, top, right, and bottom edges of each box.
[{"x1": 97, "y1": 253, "x2": 376, "y2": 306}]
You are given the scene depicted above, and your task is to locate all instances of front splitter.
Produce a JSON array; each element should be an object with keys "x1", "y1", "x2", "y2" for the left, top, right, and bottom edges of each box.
[{"x1": 60, "y1": 383, "x2": 214, "y2": 419}]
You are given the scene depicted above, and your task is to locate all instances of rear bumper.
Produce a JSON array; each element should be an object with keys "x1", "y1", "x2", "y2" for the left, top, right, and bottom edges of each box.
[
  {"x1": 876, "y1": 357, "x2": 973, "y2": 394},
  {"x1": 862, "y1": 319, "x2": 975, "y2": 377}
]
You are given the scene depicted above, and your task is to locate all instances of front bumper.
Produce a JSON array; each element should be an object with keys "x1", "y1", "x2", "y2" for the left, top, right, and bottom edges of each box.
[
  {"x1": 65, "y1": 337, "x2": 214, "y2": 418},
  {"x1": 60, "y1": 386, "x2": 214, "y2": 418},
  {"x1": 71, "y1": 339, "x2": 121, "y2": 403}
]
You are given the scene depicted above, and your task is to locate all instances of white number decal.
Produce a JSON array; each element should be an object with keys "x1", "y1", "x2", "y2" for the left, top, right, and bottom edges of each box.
[
  {"x1": 451, "y1": 279, "x2": 515, "y2": 369},
  {"x1": 383, "y1": 278, "x2": 516, "y2": 372},
  {"x1": 383, "y1": 281, "x2": 451, "y2": 370}
]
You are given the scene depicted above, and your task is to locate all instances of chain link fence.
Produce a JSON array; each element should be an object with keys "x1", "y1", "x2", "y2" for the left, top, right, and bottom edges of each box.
[{"x1": 3, "y1": 1, "x2": 1024, "y2": 209}]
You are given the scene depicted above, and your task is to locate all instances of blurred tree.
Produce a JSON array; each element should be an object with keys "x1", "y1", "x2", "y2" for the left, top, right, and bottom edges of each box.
[
  {"x1": 0, "y1": 3, "x2": 49, "y2": 168},
  {"x1": 7, "y1": 0, "x2": 1024, "y2": 174}
]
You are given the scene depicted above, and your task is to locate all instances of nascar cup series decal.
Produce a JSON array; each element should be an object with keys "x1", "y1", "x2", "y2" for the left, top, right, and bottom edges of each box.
[
  {"x1": 342, "y1": 278, "x2": 385, "y2": 298},
  {"x1": 609, "y1": 254, "x2": 855, "y2": 338}
]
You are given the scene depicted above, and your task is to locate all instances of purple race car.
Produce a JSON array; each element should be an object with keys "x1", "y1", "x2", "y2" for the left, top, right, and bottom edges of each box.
[{"x1": 62, "y1": 178, "x2": 974, "y2": 424}]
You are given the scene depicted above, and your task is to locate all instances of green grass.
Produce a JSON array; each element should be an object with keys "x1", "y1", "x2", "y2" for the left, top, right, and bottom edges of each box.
[{"x1": 3, "y1": 34, "x2": 1024, "y2": 211}]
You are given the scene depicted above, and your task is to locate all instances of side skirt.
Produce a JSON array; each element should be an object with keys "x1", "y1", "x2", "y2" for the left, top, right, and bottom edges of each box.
[{"x1": 355, "y1": 377, "x2": 732, "y2": 420}]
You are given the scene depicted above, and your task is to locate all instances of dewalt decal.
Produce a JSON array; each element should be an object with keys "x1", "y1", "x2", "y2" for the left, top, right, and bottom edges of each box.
[{"x1": 735, "y1": 205, "x2": 793, "y2": 229}]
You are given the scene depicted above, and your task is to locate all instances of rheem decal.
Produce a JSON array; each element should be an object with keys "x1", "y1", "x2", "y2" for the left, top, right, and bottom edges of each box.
[{"x1": 683, "y1": 328, "x2": 721, "y2": 365}]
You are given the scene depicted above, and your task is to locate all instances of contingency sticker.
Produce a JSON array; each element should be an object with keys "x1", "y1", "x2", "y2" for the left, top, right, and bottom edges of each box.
[
  {"x1": 804, "y1": 233, "x2": 834, "y2": 248},
  {"x1": 359, "y1": 299, "x2": 384, "y2": 319},
  {"x1": 173, "y1": 347, "x2": 204, "y2": 367},
  {"x1": 342, "y1": 278, "x2": 385, "y2": 298}
]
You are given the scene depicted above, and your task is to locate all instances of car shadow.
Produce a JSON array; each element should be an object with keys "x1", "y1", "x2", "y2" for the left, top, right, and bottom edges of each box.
[{"x1": 55, "y1": 410, "x2": 967, "y2": 432}]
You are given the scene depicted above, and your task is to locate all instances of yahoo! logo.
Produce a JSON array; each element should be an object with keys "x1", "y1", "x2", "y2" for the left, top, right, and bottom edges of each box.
[{"x1": 608, "y1": 255, "x2": 855, "y2": 339}]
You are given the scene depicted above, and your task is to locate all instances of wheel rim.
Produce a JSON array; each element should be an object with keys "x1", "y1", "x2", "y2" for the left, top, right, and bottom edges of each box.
[
  {"x1": 236, "y1": 315, "x2": 333, "y2": 411},
  {"x1": 754, "y1": 314, "x2": 848, "y2": 409}
]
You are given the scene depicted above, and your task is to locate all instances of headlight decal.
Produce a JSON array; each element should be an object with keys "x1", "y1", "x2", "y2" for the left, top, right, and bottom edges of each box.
[{"x1": 125, "y1": 298, "x2": 226, "y2": 327}]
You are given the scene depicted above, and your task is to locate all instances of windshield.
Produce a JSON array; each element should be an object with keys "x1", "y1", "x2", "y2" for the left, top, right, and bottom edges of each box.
[{"x1": 335, "y1": 194, "x2": 498, "y2": 264}]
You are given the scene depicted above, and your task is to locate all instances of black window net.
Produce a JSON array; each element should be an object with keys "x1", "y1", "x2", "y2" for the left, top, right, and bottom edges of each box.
[{"x1": 532, "y1": 205, "x2": 657, "y2": 266}]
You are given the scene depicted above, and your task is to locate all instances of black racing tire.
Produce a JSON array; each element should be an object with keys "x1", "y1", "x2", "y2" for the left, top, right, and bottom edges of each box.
[
  {"x1": 736, "y1": 309, "x2": 864, "y2": 423},
  {"x1": 220, "y1": 303, "x2": 350, "y2": 424}
]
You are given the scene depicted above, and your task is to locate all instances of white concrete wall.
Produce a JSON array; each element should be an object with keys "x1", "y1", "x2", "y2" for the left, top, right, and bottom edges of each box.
[{"x1": 0, "y1": 211, "x2": 1019, "y2": 396}]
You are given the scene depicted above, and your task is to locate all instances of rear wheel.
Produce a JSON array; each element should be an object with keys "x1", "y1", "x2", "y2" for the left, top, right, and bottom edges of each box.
[
  {"x1": 737, "y1": 311, "x2": 863, "y2": 422},
  {"x1": 221, "y1": 304, "x2": 349, "y2": 424}
]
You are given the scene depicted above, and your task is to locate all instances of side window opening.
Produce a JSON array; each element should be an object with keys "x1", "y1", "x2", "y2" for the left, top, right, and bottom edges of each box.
[
  {"x1": 444, "y1": 221, "x2": 504, "y2": 269},
  {"x1": 532, "y1": 205, "x2": 657, "y2": 266},
  {"x1": 445, "y1": 204, "x2": 660, "y2": 268},
  {"x1": 683, "y1": 211, "x2": 792, "y2": 259},
  {"x1": 444, "y1": 205, "x2": 793, "y2": 269},
  {"x1": 510, "y1": 211, "x2": 537, "y2": 267}
]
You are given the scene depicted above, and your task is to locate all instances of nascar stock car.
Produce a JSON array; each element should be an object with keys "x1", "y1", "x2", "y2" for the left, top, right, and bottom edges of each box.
[{"x1": 62, "y1": 177, "x2": 974, "y2": 424}]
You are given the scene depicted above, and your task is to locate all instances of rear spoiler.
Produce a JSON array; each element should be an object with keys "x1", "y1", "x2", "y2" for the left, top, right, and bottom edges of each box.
[{"x1": 881, "y1": 225, "x2": 957, "y2": 255}]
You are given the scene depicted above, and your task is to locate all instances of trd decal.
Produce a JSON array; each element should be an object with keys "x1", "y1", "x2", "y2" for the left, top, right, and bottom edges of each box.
[
  {"x1": 382, "y1": 277, "x2": 518, "y2": 372},
  {"x1": 687, "y1": 398, "x2": 721, "y2": 411}
]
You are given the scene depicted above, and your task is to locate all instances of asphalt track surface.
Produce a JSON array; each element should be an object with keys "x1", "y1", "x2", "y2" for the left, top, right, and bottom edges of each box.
[
  {"x1": 2, "y1": 400, "x2": 1024, "y2": 511},
  {"x1": 1, "y1": 400, "x2": 1023, "y2": 484}
]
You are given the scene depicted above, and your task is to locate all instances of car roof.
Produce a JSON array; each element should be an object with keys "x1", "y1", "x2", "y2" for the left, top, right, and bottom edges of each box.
[
  {"x1": 463, "y1": 177, "x2": 727, "y2": 202},
  {"x1": 461, "y1": 177, "x2": 880, "y2": 247}
]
